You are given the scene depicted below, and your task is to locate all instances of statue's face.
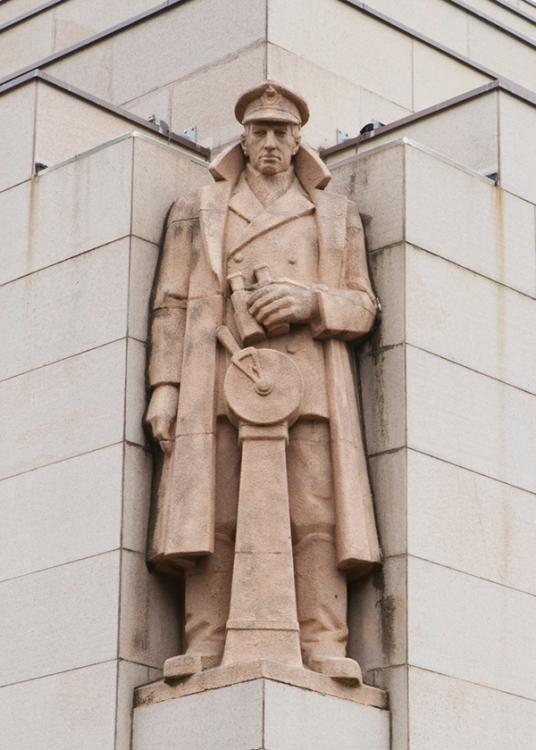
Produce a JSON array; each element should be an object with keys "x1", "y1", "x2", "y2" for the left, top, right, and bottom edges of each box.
[{"x1": 242, "y1": 121, "x2": 300, "y2": 175}]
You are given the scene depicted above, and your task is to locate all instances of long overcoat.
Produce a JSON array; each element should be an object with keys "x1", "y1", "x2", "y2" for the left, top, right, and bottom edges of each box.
[{"x1": 146, "y1": 141, "x2": 381, "y2": 576}]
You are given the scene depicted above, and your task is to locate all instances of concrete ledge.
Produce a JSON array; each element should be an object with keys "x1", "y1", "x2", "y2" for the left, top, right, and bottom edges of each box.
[
  {"x1": 133, "y1": 672, "x2": 389, "y2": 750},
  {"x1": 134, "y1": 658, "x2": 387, "y2": 709},
  {"x1": 0, "y1": 70, "x2": 210, "y2": 159},
  {"x1": 0, "y1": 0, "x2": 67, "y2": 32},
  {"x1": 0, "y1": 0, "x2": 498, "y2": 89},
  {"x1": 322, "y1": 78, "x2": 536, "y2": 162}
]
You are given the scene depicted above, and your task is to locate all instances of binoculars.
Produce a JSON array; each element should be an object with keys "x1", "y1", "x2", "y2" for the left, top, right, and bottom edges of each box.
[{"x1": 227, "y1": 263, "x2": 290, "y2": 346}]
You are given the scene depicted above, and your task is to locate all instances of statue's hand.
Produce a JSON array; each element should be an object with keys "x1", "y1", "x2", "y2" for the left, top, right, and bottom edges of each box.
[
  {"x1": 247, "y1": 279, "x2": 318, "y2": 328},
  {"x1": 144, "y1": 384, "x2": 179, "y2": 457}
]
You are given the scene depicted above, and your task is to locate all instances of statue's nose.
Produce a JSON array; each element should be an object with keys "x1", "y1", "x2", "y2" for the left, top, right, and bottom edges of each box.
[{"x1": 264, "y1": 131, "x2": 277, "y2": 149}]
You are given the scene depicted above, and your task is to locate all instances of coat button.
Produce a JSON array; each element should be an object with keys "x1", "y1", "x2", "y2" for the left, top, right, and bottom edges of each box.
[
  {"x1": 288, "y1": 256, "x2": 297, "y2": 265},
  {"x1": 286, "y1": 343, "x2": 298, "y2": 354},
  {"x1": 234, "y1": 253, "x2": 243, "y2": 263}
]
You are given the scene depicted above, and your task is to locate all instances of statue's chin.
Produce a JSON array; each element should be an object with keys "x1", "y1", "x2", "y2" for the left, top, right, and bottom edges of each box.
[{"x1": 257, "y1": 164, "x2": 283, "y2": 176}]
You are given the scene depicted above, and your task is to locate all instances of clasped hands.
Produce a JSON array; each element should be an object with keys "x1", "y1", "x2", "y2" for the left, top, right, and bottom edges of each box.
[{"x1": 247, "y1": 278, "x2": 318, "y2": 328}]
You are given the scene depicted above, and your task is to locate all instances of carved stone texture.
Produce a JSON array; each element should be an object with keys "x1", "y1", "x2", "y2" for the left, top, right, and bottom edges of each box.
[{"x1": 144, "y1": 81, "x2": 381, "y2": 691}]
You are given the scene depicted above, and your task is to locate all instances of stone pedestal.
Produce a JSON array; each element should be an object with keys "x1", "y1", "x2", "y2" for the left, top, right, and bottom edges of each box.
[{"x1": 132, "y1": 662, "x2": 389, "y2": 750}]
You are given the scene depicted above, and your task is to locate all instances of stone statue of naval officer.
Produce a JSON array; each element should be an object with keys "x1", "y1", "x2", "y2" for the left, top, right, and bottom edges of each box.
[{"x1": 144, "y1": 81, "x2": 381, "y2": 685}]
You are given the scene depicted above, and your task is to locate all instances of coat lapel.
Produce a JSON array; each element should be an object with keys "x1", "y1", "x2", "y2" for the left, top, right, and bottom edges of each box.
[
  {"x1": 228, "y1": 180, "x2": 315, "y2": 256},
  {"x1": 312, "y1": 189, "x2": 347, "y2": 287},
  {"x1": 199, "y1": 181, "x2": 232, "y2": 282},
  {"x1": 227, "y1": 176, "x2": 264, "y2": 223}
]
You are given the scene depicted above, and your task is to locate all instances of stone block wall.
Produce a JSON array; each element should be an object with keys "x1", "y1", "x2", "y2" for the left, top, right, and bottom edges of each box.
[
  {"x1": 0, "y1": 81, "x2": 210, "y2": 745},
  {"x1": 329, "y1": 113, "x2": 536, "y2": 748},
  {"x1": 44, "y1": 0, "x2": 494, "y2": 149},
  {"x1": 1, "y1": 0, "x2": 536, "y2": 747},
  {"x1": 9, "y1": 0, "x2": 536, "y2": 150}
]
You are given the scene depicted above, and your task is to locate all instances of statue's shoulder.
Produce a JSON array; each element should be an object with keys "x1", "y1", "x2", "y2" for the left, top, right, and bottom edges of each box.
[
  {"x1": 311, "y1": 188, "x2": 364, "y2": 235},
  {"x1": 311, "y1": 187, "x2": 356, "y2": 214},
  {"x1": 167, "y1": 190, "x2": 202, "y2": 224},
  {"x1": 167, "y1": 178, "x2": 231, "y2": 224}
]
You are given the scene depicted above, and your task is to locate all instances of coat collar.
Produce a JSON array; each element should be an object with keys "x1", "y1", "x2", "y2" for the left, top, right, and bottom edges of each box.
[
  {"x1": 200, "y1": 141, "x2": 334, "y2": 281},
  {"x1": 209, "y1": 141, "x2": 331, "y2": 193}
]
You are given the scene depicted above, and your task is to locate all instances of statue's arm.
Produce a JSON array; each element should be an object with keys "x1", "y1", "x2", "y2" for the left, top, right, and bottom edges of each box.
[
  {"x1": 145, "y1": 197, "x2": 196, "y2": 454},
  {"x1": 310, "y1": 199, "x2": 378, "y2": 341}
]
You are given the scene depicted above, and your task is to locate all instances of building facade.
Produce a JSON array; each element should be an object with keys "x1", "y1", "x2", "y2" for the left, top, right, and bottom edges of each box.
[{"x1": 1, "y1": 0, "x2": 535, "y2": 748}]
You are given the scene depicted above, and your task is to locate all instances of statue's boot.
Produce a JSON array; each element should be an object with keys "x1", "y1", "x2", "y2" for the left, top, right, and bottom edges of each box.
[
  {"x1": 164, "y1": 529, "x2": 234, "y2": 683},
  {"x1": 294, "y1": 530, "x2": 362, "y2": 685}
]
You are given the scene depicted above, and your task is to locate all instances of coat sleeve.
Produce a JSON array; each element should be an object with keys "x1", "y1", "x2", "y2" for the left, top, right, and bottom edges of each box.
[
  {"x1": 310, "y1": 198, "x2": 377, "y2": 341},
  {"x1": 147, "y1": 196, "x2": 197, "y2": 389}
]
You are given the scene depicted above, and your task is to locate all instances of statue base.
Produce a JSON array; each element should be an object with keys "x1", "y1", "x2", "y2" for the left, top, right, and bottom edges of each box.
[{"x1": 133, "y1": 660, "x2": 389, "y2": 750}]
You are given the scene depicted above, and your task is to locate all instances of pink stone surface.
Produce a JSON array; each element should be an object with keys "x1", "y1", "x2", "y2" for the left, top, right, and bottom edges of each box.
[{"x1": 144, "y1": 82, "x2": 380, "y2": 691}]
